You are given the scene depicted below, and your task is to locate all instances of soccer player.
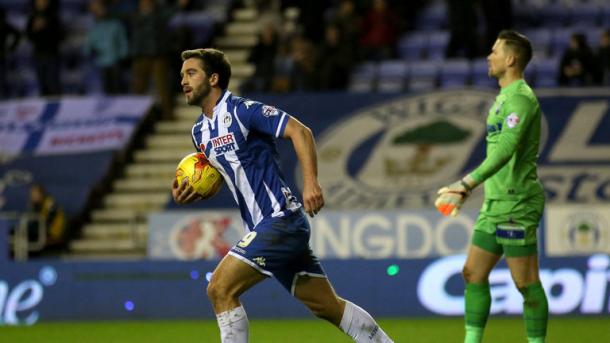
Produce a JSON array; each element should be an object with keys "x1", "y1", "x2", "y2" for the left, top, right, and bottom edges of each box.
[
  {"x1": 435, "y1": 30, "x2": 548, "y2": 343},
  {"x1": 172, "y1": 48, "x2": 393, "y2": 343}
]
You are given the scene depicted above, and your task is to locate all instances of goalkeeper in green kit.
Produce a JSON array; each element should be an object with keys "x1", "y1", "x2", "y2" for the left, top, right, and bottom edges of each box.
[{"x1": 435, "y1": 30, "x2": 548, "y2": 343}]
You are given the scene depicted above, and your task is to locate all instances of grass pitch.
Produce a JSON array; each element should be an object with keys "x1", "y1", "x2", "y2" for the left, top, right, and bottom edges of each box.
[{"x1": 1, "y1": 317, "x2": 608, "y2": 342}]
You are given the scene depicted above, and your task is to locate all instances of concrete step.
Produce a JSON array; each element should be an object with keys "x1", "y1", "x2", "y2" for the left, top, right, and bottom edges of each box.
[
  {"x1": 224, "y1": 49, "x2": 250, "y2": 63},
  {"x1": 146, "y1": 134, "x2": 193, "y2": 149},
  {"x1": 155, "y1": 120, "x2": 194, "y2": 134},
  {"x1": 125, "y1": 162, "x2": 177, "y2": 177},
  {"x1": 231, "y1": 63, "x2": 255, "y2": 79},
  {"x1": 81, "y1": 223, "x2": 148, "y2": 240},
  {"x1": 113, "y1": 177, "x2": 172, "y2": 192},
  {"x1": 91, "y1": 208, "x2": 150, "y2": 222},
  {"x1": 233, "y1": 8, "x2": 258, "y2": 21},
  {"x1": 175, "y1": 106, "x2": 200, "y2": 120},
  {"x1": 134, "y1": 149, "x2": 190, "y2": 163},
  {"x1": 225, "y1": 22, "x2": 259, "y2": 36},
  {"x1": 104, "y1": 192, "x2": 168, "y2": 208},
  {"x1": 69, "y1": 238, "x2": 141, "y2": 253},
  {"x1": 215, "y1": 35, "x2": 258, "y2": 49}
]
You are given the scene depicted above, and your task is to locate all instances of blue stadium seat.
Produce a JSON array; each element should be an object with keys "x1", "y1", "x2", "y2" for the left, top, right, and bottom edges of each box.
[
  {"x1": 551, "y1": 28, "x2": 573, "y2": 57},
  {"x1": 540, "y1": 3, "x2": 569, "y2": 27},
  {"x1": 470, "y1": 58, "x2": 496, "y2": 88},
  {"x1": 439, "y1": 59, "x2": 470, "y2": 89},
  {"x1": 169, "y1": 12, "x2": 216, "y2": 46},
  {"x1": 533, "y1": 57, "x2": 559, "y2": 88},
  {"x1": 0, "y1": 0, "x2": 28, "y2": 12},
  {"x1": 524, "y1": 59, "x2": 537, "y2": 86},
  {"x1": 397, "y1": 33, "x2": 428, "y2": 61},
  {"x1": 569, "y1": 3, "x2": 601, "y2": 26},
  {"x1": 414, "y1": 2, "x2": 447, "y2": 30},
  {"x1": 427, "y1": 31, "x2": 450, "y2": 61},
  {"x1": 523, "y1": 28, "x2": 552, "y2": 58},
  {"x1": 348, "y1": 62, "x2": 378, "y2": 92},
  {"x1": 407, "y1": 61, "x2": 439, "y2": 91},
  {"x1": 377, "y1": 60, "x2": 409, "y2": 93}
]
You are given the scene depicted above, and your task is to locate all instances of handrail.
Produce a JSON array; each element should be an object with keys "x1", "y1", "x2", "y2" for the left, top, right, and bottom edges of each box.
[{"x1": 0, "y1": 211, "x2": 46, "y2": 261}]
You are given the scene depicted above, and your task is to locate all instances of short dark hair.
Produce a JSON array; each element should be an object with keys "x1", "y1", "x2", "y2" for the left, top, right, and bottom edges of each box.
[
  {"x1": 181, "y1": 48, "x2": 231, "y2": 90},
  {"x1": 498, "y1": 30, "x2": 533, "y2": 70}
]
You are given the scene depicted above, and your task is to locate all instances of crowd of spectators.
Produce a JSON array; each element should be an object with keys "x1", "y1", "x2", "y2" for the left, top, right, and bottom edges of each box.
[
  {"x1": 1, "y1": 0, "x2": 209, "y2": 118},
  {"x1": 1, "y1": 0, "x2": 610, "y2": 100}
]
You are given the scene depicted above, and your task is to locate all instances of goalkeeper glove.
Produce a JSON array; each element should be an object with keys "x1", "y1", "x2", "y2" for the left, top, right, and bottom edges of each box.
[{"x1": 435, "y1": 175, "x2": 478, "y2": 217}]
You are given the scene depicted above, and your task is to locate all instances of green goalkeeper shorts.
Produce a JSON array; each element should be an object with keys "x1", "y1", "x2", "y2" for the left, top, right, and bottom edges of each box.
[{"x1": 472, "y1": 192, "x2": 545, "y2": 257}]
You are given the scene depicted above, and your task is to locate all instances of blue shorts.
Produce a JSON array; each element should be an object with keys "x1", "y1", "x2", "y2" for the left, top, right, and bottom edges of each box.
[{"x1": 228, "y1": 211, "x2": 326, "y2": 295}]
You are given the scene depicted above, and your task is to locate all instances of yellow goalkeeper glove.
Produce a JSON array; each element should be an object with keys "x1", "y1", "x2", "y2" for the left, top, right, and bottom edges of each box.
[{"x1": 435, "y1": 175, "x2": 478, "y2": 217}]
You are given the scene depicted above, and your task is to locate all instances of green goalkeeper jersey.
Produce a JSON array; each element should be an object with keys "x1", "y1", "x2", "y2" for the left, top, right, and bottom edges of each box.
[{"x1": 470, "y1": 79, "x2": 545, "y2": 201}]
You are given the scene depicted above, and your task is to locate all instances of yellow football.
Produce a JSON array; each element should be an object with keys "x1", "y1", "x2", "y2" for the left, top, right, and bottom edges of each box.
[{"x1": 175, "y1": 152, "x2": 224, "y2": 199}]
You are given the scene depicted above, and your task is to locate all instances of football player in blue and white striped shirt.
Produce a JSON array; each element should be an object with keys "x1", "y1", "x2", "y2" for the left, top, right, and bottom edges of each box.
[{"x1": 172, "y1": 48, "x2": 393, "y2": 343}]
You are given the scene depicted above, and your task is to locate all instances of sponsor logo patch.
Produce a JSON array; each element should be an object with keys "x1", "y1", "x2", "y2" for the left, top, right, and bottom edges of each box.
[
  {"x1": 506, "y1": 113, "x2": 520, "y2": 128},
  {"x1": 262, "y1": 105, "x2": 279, "y2": 117},
  {"x1": 211, "y1": 132, "x2": 239, "y2": 155}
]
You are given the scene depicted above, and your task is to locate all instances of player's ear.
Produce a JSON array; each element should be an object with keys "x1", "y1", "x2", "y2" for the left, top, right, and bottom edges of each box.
[
  {"x1": 506, "y1": 54, "x2": 516, "y2": 68},
  {"x1": 209, "y1": 73, "x2": 219, "y2": 87}
]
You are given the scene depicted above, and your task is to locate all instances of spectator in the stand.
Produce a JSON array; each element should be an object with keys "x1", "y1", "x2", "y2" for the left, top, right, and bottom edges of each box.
[
  {"x1": 445, "y1": 0, "x2": 478, "y2": 59},
  {"x1": 318, "y1": 24, "x2": 352, "y2": 90},
  {"x1": 123, "y1": 0, "x2": 189, "y2": 118},
  {"x1": 245, "y1": 22, "x2": 278, "y2": 92},
  {"x1": 0, "y1": 8, "x2": 20, "y2": 98},
  {"x1": 28, "y1": 183, "x2": 66, "y2": 250},
  {"x1": 359, "y1": 0, "x2": 399, "y2": 60},
  {"x1": 289, "y1": 34, "x2": 318, "y2": 91},
  {"x1": 558, "y1": 33, "x2": 596, "y2": 86},
  {"x1": 26, "y1": 0, "x2": 63, "y2": 96},
  {"x1": 596, "y1": 30, "x2": 610, "y2": 85},
  {"x1": 330, "y1": 0, "x2": 361, "y2": 53},
  {"x1": 480, "y1": 0, "x2": 513, "y2": 54},
  {"x1": 84, "y1": 0, "x2": 129, "y2": 95}
]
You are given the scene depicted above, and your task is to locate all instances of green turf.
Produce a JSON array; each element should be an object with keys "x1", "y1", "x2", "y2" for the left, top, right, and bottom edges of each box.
[{"x1": 1, "y1": 317, "x2": 608, "y2": 342}]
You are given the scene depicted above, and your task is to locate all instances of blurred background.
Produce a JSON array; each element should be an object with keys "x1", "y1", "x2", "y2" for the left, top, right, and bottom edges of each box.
[{"x1": 1, "y1": 0, "x2": 609, "y2": 341}]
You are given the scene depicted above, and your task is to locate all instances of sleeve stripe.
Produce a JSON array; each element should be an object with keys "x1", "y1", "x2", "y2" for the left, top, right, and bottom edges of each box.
[{"x1": 275, "y1": 112, "x2": 288, "y2": 137}]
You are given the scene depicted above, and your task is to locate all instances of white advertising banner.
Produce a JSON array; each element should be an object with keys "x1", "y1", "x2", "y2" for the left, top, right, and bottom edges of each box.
[{"x1": 546, "y1": 205, "x2": 610, "y2": 256}]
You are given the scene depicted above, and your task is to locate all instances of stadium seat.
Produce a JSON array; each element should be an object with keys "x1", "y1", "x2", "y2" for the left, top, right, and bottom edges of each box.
[
  {"x1": 540, "y1": 3, "x2": 569, "y2": 28},
  {"x1": 397, "y1": 33, "x2": 427, "y2": 61},
  {"x1": 407, "y1": 61, "x2": 439, "y2": 91},
  {"x1": 439, "y1": 59, "x2": 470, "y2": 89},
  {"x1": 569, "y1": 3, "x2": 600, "y2": 26},
  {"x1": 414, "y1": 2, "x2": 447, "y2": 30},
  {"x1": 169, "y1": 12, "x2": 216, "y2": 46},
  {"x1": 533, "y1": 57, "x2": 559, "y2": 88},
  {"x1": 470, "y1": 58, "x2": 496, "y2": 88},
  {"x1": 0, "y1": 0, "x2": 28, "y2": 12},
  {"x1": 551, "y1": 28, "x2": 573, "y2": 57},
  {"x1": 377, "y1": 60, "x2": 409, "y2": 92},
  {"x1": 348, "y1": 62, "x2": 378, "y2": 92},
  {"x1": 523, "y1": 28, "x2": 552, "y2": 58},
  {"x1": 427, "y1": 31, "x2": 450, "y2": 61}
]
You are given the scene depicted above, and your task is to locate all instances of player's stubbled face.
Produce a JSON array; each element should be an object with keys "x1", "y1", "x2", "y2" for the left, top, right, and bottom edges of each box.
[
  {"x1": 181, "y1": 58, "x2": 211, "y2": 106},
  {"x1": 487, "y1": 39, "x2": 507, "y2": 78}
]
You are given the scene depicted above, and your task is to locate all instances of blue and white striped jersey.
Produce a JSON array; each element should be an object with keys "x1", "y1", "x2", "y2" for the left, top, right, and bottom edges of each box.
[{"x1": 191, "y1": 90, "x2": 302, "y2": 231}]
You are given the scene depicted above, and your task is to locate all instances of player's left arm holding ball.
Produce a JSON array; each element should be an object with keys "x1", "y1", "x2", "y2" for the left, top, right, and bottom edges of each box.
[
  {"x1": 435, "y1": 95, "x2": 534, "y2": 216},
  {"x1": 283, "y1": 117, "x2": 324, "y2": 218}
]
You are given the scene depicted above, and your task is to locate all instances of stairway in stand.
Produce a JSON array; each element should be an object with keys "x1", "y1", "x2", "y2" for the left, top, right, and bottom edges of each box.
[{"x1": 68, "y1": 4, "x2": 296, "y2": 259}]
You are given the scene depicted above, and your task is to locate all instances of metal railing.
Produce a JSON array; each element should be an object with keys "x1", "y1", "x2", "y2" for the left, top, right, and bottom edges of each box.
[{"x1": 0, "y1": 211, "x2": 46, "y2": 261}]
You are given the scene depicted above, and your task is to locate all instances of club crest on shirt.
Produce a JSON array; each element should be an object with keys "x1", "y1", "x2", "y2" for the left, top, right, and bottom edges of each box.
[
  {"x1": 506, "y1": 113, "x2": 520, "y2": 128},
  {"x1": 262, "y1": 105, "x2": 279, "y2": 117},
  {"x1": 222, "y1": 112, "x2": 232, "y2": 127}
]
